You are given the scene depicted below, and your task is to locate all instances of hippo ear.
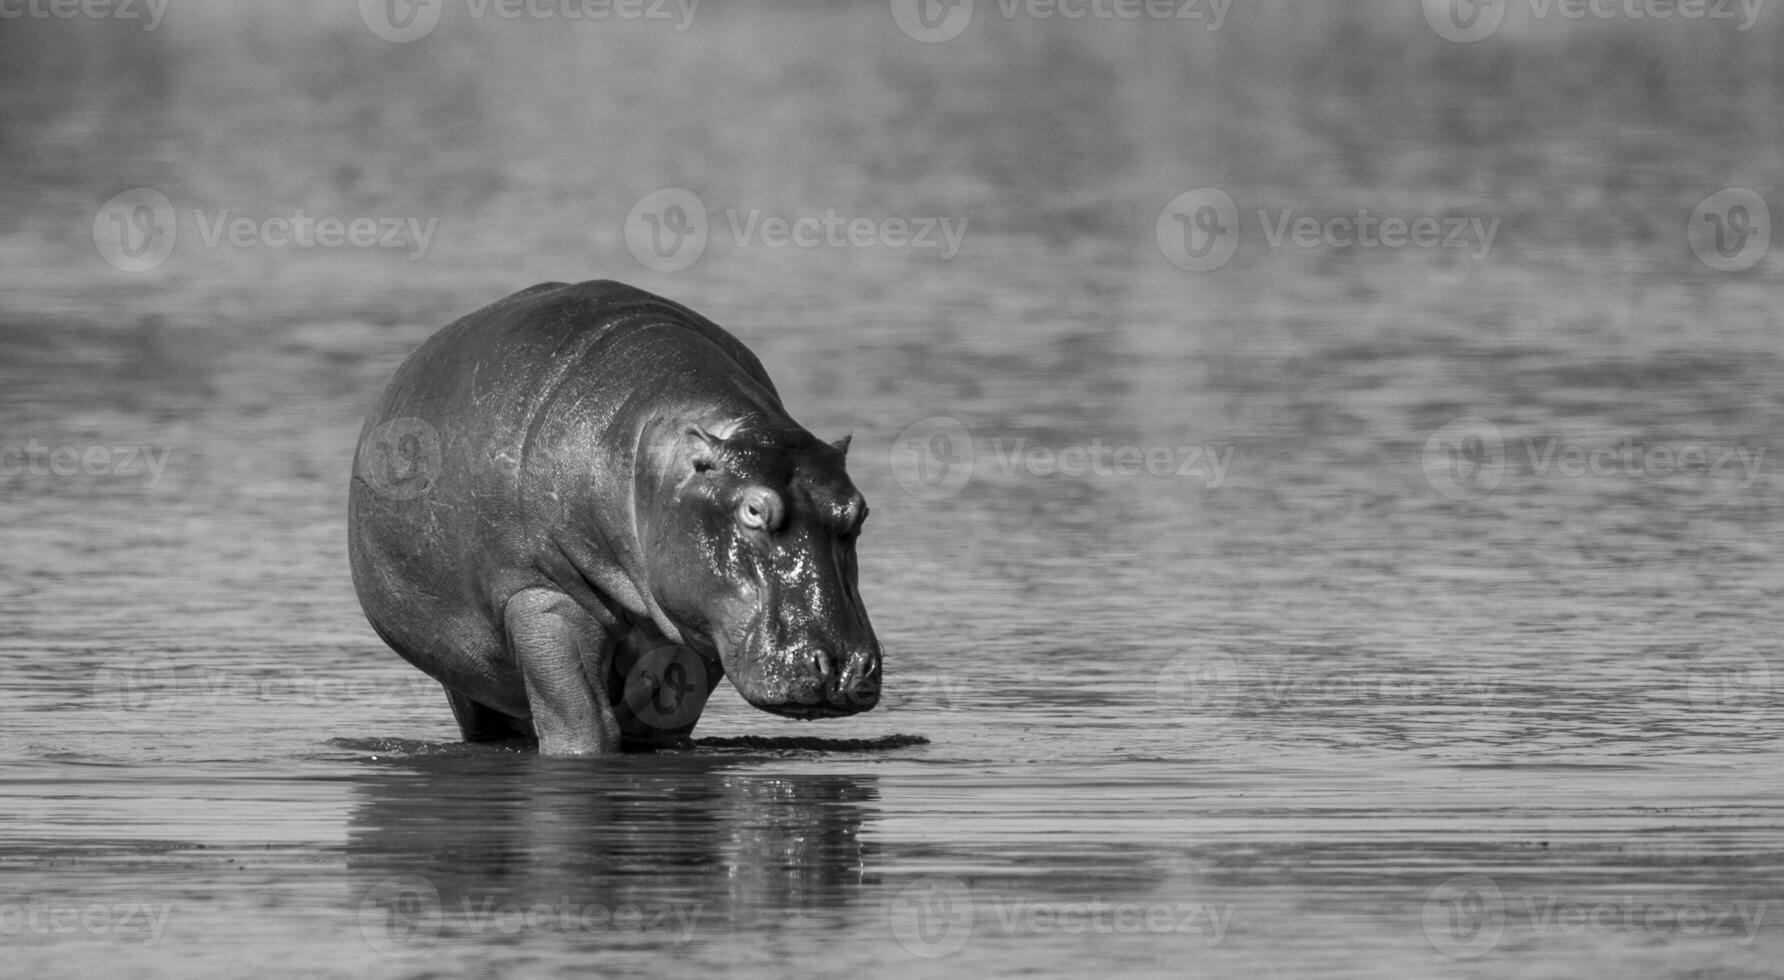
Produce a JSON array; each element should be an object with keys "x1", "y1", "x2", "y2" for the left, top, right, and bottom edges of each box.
[{"x1": 830, "y1": 434, "x2": 852, "y2": 457}]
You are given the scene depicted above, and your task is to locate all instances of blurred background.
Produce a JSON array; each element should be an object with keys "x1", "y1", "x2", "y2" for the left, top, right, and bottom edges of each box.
[
  {"x1": 4, "y1": 0, "x2": 1780, "y2": 321},
  {"x1": 1, "y1": 2, "x2": 1781, "y2": 978}
]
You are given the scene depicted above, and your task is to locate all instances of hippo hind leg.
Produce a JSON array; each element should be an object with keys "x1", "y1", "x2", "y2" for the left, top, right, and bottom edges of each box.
[{"x1": 445, "y1": 688, "x2": 536, "y2": 743}]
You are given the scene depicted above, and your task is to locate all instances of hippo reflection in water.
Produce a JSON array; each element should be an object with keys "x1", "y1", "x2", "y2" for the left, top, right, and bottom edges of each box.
[
  {"x1": 348, "y1": 281, "x2": 882, "y2": 754},
  {"x1": 347, "y1": 754, "x2": 878, "y2": 945}
]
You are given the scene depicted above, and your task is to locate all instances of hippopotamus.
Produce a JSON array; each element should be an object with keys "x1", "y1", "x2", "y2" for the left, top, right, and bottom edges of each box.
[{"x1": 347, "y1": 280, "x2": 881, "y2": 754}]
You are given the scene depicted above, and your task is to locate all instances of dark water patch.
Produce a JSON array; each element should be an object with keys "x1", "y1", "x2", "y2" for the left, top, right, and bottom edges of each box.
[
  {"x1": 329, "y1": 734, "x2": 929, "y2": 762},
  {"x1": 693, "y1": 734, "x2": 930, "y2": 753}
]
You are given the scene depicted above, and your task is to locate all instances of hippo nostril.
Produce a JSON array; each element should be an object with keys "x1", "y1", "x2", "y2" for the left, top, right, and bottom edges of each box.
[
  {"x1": 833, "y1": 659, "x2": 876, "y2": 705},
  {"x1": 843, "y1": 672, "x2": 878, "y2": 699},
  {"x1": 811, "y1": 649, "x2": 836, "y2": 681}
]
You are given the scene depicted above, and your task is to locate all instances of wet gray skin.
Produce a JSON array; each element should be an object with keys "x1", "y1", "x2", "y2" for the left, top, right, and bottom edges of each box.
[{"x1": 347, "y1": 280, "x2": 881, "y2": 754}]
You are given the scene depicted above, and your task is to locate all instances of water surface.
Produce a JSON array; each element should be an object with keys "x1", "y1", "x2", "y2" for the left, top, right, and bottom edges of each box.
[{"x1": 1, "y1": 3, "x2": 1781, "y2": 977}]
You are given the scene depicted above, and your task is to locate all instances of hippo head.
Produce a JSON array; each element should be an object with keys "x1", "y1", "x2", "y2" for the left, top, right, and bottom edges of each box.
[{"x1": 641, "y1": 422, "x2": 880, "y2": 718}]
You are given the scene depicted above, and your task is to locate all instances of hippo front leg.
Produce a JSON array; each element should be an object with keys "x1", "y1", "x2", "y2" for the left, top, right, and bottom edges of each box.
[{"x1": 504, "y1": 587, "x2": 621, "y2": 755}]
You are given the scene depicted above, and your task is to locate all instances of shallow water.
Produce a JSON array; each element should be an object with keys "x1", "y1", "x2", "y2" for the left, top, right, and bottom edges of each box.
[{"x1": 2, "y1": 3, "x2": 1782, "y2": 977}]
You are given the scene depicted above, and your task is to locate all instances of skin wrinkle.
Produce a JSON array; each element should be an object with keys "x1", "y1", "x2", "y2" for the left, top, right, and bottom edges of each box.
[
  {"x1": 562, "y1": 328, "x2": 710, "y2": 645},
  {"x1": 626, "y1": 412, "x2": 659, "y2": 637},
  {"x1": 514, "y1": 319, "x2": 617, "y2": 503}
]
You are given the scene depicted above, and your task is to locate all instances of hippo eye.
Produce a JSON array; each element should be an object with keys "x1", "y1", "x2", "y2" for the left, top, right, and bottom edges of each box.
[
  {"x1": 843, "y1": 503, "x2": 868, "y2": 540},
  {"x1": 837, "y1": 498, "x2": 867, "y2": 539},
  {"x1": 737, "y1": 487, "x2": 783, "y2": 533}
]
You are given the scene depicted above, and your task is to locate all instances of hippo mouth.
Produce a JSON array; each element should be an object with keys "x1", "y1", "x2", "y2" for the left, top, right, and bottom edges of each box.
[
  {"x1": 746, "y1": 692, "x2": 879, "y2": 720},
  {"x1": 772, "y1": 705, "x2": 855, "y2": 720}
]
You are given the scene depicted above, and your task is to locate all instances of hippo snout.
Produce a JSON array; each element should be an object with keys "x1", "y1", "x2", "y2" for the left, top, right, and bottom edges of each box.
[{"x1": 754, "y1": 646, "x2": 880, "y2": 718}]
